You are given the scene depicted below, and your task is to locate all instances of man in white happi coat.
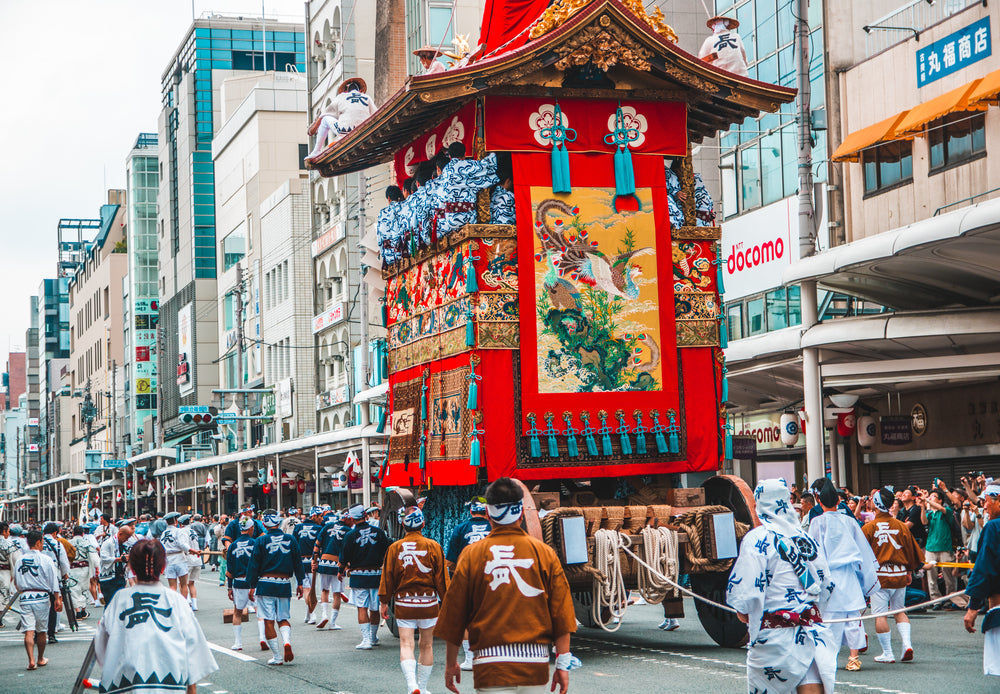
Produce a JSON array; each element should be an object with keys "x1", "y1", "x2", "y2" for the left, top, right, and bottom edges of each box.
[
  {"x1": 14, "y1": 530, "x2": 62, "y2": 670},
  {"x1": 0, "y1": 522, "x2": 17, "y2": 624},
  {"x1": 698, "y1": 15, "x2": 749, "y2": 77},
  {"x1": 728, "y1": 478, "x2": 838, "y2": 693},
  {"x1": 305, "y1": 77, "x2": 377, "y2": 161},
  {"x1": 808, "y1": 479, "x2": 880, "y2": 672},
  {"x1": 160, "y1": 512, "x2": 192, "y2": 597}
]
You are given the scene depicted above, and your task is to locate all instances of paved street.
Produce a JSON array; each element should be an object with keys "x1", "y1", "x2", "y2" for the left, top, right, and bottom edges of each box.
[{"x1": 0, "y1": 570, "x2": 994, "y2": 693}]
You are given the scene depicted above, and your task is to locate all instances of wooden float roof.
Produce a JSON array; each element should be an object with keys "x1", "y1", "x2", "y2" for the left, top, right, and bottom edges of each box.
[{"x1": 310, "y1": 0, "x2": 796, "y2": 178}]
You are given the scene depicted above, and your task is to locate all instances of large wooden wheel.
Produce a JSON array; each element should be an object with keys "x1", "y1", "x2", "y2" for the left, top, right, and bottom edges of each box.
[{"x1": 690, "y1": 571, "x2": 748, "y2": 648}]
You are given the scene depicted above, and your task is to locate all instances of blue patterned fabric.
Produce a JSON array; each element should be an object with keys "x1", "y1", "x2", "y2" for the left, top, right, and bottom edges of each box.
[
  {"x1": 490, "y1": 186, "x2": 516, "y2": 224},
  {"x1": 664, "y1": 166, "x2": 685, "y2": 229},
  {"x1": 433, "y1": 154, "x2": 499, "y2": 237},
  {"x1": 377, "y1": 203, "x2": 403, "y2": 264},
  {"x1": 694, "y1": 173, "x2": 716, "y2": 226}
]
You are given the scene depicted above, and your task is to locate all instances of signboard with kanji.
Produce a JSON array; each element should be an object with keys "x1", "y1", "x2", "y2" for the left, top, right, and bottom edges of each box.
[{"x1": 917, "y1": 17, "x2": 991, "y2": 88}]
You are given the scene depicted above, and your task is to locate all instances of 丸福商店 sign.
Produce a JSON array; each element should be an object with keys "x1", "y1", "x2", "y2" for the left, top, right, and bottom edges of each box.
[{"x1": 917, "y1": 17, "x2": 991, "y2": 88}]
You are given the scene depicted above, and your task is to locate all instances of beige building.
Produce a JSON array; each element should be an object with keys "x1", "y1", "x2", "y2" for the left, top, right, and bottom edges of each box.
[
  {"x1": 212, "y1": 72, "x2": 311, "y2": 447},
  {"x1": 68, "y1": 190, "x2": 128, "y2": 474}
]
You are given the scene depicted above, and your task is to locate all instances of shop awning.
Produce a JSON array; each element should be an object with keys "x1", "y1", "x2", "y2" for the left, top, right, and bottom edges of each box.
[
  {"x1": 24, "y1": 473, "x2": 87, "y2": 491},
  {"x1": 66, "y1": 484, "x2": 91, "y2": 494},
  {"x1": 831, "y1": 111, "x2": 910, "y2": 162},
  {"x1": 893, "y1": 78, "x2": 986, "y2": 138},
  {"x1": 968, "y1": 69, "x2": 1000, "y2": 105}
]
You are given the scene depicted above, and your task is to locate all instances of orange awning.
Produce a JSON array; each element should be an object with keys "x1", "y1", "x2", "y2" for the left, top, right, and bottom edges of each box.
[
  {"x1": 892, "y1": 78, "x2": 986, "y2": 138},
  {"x1": 831, "y1": 111, "x2": 910, "y2": 162},
  {"x1": 968, "y1": 69, "x2": 1000, "y2": 105}
]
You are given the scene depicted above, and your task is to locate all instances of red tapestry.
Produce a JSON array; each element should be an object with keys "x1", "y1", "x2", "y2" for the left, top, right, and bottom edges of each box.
[
  {"x1": 393, "y1": 102, "x2": 478, "y2": 185},
  {"x1": 485, "y1": 97, "x2": 687, "y2": 156}
]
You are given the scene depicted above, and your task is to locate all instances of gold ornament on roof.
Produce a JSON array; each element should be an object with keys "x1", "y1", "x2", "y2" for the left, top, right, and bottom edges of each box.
[{"x1": 529, "y1": 0, "x2": 678, "y2": 44}]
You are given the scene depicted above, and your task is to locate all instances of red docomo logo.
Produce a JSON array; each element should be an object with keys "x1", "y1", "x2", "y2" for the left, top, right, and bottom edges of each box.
[{"x1": 728, "y1": 237, "x2": 784, "y2": 274}]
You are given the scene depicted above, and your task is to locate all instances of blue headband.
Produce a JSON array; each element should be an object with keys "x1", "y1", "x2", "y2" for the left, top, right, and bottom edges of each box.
[
  {"x1": 347, "y1": 504, "x2": 365, "y2": 520},
  {"x1": 469, "y1": 500, "x2": 487, "y2": 514},
  {"x1": 487, "y1": 500, "x2": 523, "y2": 525},
  {"x1": 399, "y1": 507, "x2": 424, "y2": 529},
  {"x1": 262, "y1": 513, "x2": 281, "y2": 528}
]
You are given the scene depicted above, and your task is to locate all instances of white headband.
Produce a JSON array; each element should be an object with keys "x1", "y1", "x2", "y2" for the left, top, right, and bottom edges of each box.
[
  {"x1": 487, "y1": 501, "x2": 523, "y2": 525},
  {"x1": 872, "y1": 491, "x2": 888, "y2": 513}
]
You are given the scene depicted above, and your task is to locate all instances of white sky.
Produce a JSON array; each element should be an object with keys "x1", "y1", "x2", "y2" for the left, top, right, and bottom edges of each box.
[{"x1": 0, "y1": 0, "x2": 305, "y2": 374}]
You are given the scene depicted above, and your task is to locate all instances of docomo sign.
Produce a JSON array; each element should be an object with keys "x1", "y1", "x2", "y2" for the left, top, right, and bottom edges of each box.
[
  {"x1": 735, "y1": 412, "x2": 790, "y2": 451},
  {"x1": 727, "y1": 236, "x2": 785, "y2": 275}
]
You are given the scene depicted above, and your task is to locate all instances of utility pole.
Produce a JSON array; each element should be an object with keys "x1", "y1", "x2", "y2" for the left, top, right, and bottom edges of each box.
[
  {"x1": 795, "y1": 0, "x2": 824, "y2": 485},
  {"x1": 357, "y1": 173, "x2": 372, "y2": 507},
  {"x1": 111, "y1": 361, "x2": 118, "y2": 458},
  {"x1": 235, "y1": 261, "x2": 247, "y2": 452}
]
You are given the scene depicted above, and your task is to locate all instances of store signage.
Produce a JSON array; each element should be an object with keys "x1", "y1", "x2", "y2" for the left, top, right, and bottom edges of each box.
[
  {"x1": 312, "y1": 303, "x2": 345, "y2": 333},
  {"x1": 911, "y1": 403, "x2": 927, "y2": 436},
  {"x1": 277, "y1": 378, "x2": 293, "y2": 419},
  {"x1": 316, "y1": 386, "x2": 349, "y2": 409},
  {"x1": 28, "y1": 418, "x2": 39, "y2": 427},
  {"x1": 734, "y1": 412, "x2": 786, "y2": 451},
  {"x1": 103, "y1": 459, "x2": 128, "y2": 469},
  {"x1": 312, "y1": 222, "x2": 345, "y2": 257},
  {"x1": 880, "y1": 415, "x2": 913, "y2": 446},
  {"x1": 917, "y1": 17, "x2": 991, "y2": 88},
  {"x1": 732, "y1": 435, "x2": 758, "y2": 460},
  {"x1": 177, "y1": 303, "x2": 194, "y2": 395}
]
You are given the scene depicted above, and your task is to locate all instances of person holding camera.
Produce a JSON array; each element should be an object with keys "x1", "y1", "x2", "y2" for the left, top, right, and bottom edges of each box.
[
  {"x1": 919, "y1": 488, "x2": 964, "y2": 608},
  {"x1": 98, "y1": 525, "x2": 134, "y2": 606}
]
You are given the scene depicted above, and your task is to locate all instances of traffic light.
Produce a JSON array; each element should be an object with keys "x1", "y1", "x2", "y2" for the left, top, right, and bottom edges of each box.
[{"x1": 179, "y1": 410, "x2": 215, "y2": 425}]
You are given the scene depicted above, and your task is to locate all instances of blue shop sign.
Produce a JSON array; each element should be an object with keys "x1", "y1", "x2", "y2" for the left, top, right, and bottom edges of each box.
[{"x1": 917, "y1": 17, "x2": 991, "y2": 88}]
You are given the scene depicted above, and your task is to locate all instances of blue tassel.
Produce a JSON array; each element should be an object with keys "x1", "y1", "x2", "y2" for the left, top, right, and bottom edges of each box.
[
  {"x1": 581, "y1": 413, "x2": 598, "y2": 456},
  {"x1": 721, "y1": 366, "x2": 729, "y2": 404},
  {"x1": 667, "y1": 410, "x2": 680, "y2": 454},
  {"x1": 467, "y1": 357, "x2": 481, "y2": 410},
  {"x1": 544, "y1": 413, "x2": 559, "y2": 458},
  {"x1": 597, "y1": 411, "x2": 613, "y2": 456},
  {"x1": 607, "y1": 106, "x2": 639, "y2": 197},
  {"x1": 469, "y1": 435, "x2": 481, "y2": 467},
  {"x1": 602, "y1": 431, "x2": 613, "y2": 456},
  {"x1": 377, "y1": 408, "x2": 387, "y2": 433},
  {"x1": 725, "y1": 428, "x2": 734, "y2": 460},
  {"x1": 526, "y1": 413, "x2": 542, "y2": 458},
  {"x1": 563, "y1": 413, "x2": 579, "y2": 458},
  {"x1": 381, "y1": 301, "x2": 388, "y2": 327},
  {"x1": 655, "y1": 429, "x2": 667, "y2": 453},
  {"x1": 719, "y1": 318, "x2": 728, "y2": 349},
  {"x1": 651, "y1": 411, "x2": 668, "y2": 453},
  {"x1": 616, "y1": 412, "x2": 632, "y2": 456},
  {"x1": 419, "y1": 434, "x2": 427, "y2": 469},
  {"x1": 544, "y1": 103, "x2": 576, "y2": 194},
  {"x1": 466, "y1": 311, "x2": 475, "y2": 347},
  {"x1": 585, "y1": 433, "x2": 598, "y2": 456},
  {"x1": 633, "y1": 411, "x2": 648, "y2": 455},
  {"x1": 466, "y1": 253, "x2": 479, "y2": 294},
  {"x1": 548, "y1": 431, "x2": 558, "y2": 457},
  {"x1": 715, "y1": 255, "x2": 726, "y2": 296},
  {"x1": 420, "y1": 384, "x2": 428, "y2": 420}
]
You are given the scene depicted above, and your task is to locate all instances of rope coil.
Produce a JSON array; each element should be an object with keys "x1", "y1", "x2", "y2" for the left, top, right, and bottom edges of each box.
[
  {"x1": 592, "y1": 528, "x2": 631, "y2": 632},
  {"x1": 636, "y1": 526, "x2": 679, "y2": 605}
]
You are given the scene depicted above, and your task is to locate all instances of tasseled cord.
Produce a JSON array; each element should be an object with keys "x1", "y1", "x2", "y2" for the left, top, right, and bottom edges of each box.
[
  {"x1": 615, "y1": 411, "x2": 632, "y2": 456},
  {"x1": 714, "y1": 242, "x2": 726, "y2": 296},
  {"x1": 632, "y1": 411, "x2": 648, "y2": 455},
  {"x1": 420, "y1": 381, "x2": 428, "y2": 420},
  {"x1": 721, "y1": 365, "x2": 729, "y2": 405},
  {"x1": 466, "y1": 357, "x2": 481, "y2": 411},
  {"x1": 719, "y1": 317, "x2": 729, "y2": 349},
  {"x1": 526, "y1": 413, "x2": 542, "y2": 458},
  {"x1": 607, "y1": 105, "x2": 639, "y2": 198},
  {"x1": 724, "y1": 421, "x2": 734, "y2": 460},
  {"x1": 667, "y1": 410, "x2": 680, "y2": 454},
  {"x1": 543, "y1": 413, "x2": 560, "y2": 458},
  {"x1": 651, "y1": 411, "x2": 668, "y2": 454},
  {"x1": 466, "y1": 251, "x2": 480, "y2": 294},
  {"x1": 580, "y1": 413, "x2": 598, "y2": 456},
  {"x1": 597, "y1": 412, "x2": 613, "y2": 456},
  {"x1": 543, "y1": 103, "x2": 576, "y2": 194},
  {"x1": 469, "y1": 419, "x2": 485, "y2": 467},
  {"x1": 419, "y1": 432, "x2": 427, "y2": 469},
  {"x1": 465, "y1": 309, "x2": 476, "y2": 348},
  {"x1": 562, "y1": 413, "x2": 579, "y2": 458}
]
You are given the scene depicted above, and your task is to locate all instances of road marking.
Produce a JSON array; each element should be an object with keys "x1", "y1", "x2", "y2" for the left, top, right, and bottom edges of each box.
[{"x1": 208, "y1": 642, "x2": 257, "y2": 662}]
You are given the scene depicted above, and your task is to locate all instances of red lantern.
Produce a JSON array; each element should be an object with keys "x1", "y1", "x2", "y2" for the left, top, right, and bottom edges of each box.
[
  {"x1": 297, "y1": 480, "x2": 305, "y2": 493},
  {"x1": 126, "y1": 480, "x2": 133, "y2": 490},
  {"x1": 263, "y1": 483, "x2": 271, "y2": 495},
  {"x1": 837, "y1": 410, "x2": 857, "y2": 438}
]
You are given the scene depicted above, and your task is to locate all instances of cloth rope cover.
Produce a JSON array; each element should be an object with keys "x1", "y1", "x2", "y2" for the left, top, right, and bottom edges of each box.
[
  {"x1": 592, "y1": 528, "x2": 630, "y2": 632},
  {"x1": 636, "y1": 526, "x2": 679, "y2": 605}
]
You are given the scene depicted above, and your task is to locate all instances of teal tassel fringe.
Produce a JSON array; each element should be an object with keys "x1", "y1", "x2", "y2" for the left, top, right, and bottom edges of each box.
[
  {"x1": 530, "y1": 435, "x2": 541, "y2": 458},
  {"x1": 716, "y1": 260, "x2": 725, "y2": 295},
  {"x1": 547, "y1": 431, "x2": 558, "y2": 458},
  {"x1": 635, "y1": 432, "x2": 647, "y2": 455},
  {"x1": 585, "y1": 432, "x2": 598, "y2": 456},
  {"x1": 467, "y1": 379, "x2": 478, "y2": 410},
  {"x1": 721, "y1": 369, "x2": 729, "y2": 404},
  {"x1": 720, "y1": 319, "x2": 729, "y2": 349},
  {"x1": 724, "y1": 431, "x2": 734, "y2": 460},
  {"x1": 419, "y1": 435, "x2": 427, "y2": 469},
  {"x1": 466, "y1": 259, "x2": 479, "y2": 294},
  {"x1": 420, "y1": 384, "x2": 428, "y2": 420},
  {"x1": 381, "y1": 302, "x2": 388, "y2": 327},
  {"x1": 619, "y1": 431, "x2": 632, "y2": 456},
  {"x1": 466, "y1": 314, "x2": 475, "y2": 347},
  {"x1": 655, "y1": 430, "x2": 667, "y2": 453},
  {"x1": 614, "y1": 146, "x2": 636, "y2": 197},
  {"x1": 376, "y1": 408, "x2": 387, "y2": 433},
  {"x1": 469, "y1": 436, "x2": 481, "y2": 467},
  {"x1": 602, "y1": 432, "x2": 612, "y2": 456},
  {"x1": 668, "y1": 429, "x2": 679, "y2": 454},
  {"x1": 552, "y1": 143, "x2": 571, "y2": 194},
  {"x1": 566, "y1": 433, "x2": 579, "y2": 457}
]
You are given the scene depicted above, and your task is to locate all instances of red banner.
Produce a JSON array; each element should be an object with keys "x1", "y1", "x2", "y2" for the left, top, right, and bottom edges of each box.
[
  {"x1": 485, "y1": 96, "x2": 687, "y2": 156},
  {"x1": 393, "y1": 102, "x2": 478, "y2": 185}
]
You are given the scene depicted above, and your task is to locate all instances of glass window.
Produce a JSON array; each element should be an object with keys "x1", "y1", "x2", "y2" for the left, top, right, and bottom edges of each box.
[
  {"x1": 929, "y1": 111, "x2": 986, "y2": 172},
  {"x1": 761, "y1": 131, "x2": 783, "y2": 205},
  {"x1": 862, "y1": 140, "x2": 912, "y2": 194},
  {"x1": 757, "y1": 53, "x2": 778, "y2": 85},
  {"x1": 781, "y1": 126, "x2": 797, "y2": 196},
  {"x1": 427, "y1": 5, "x2": 454, "y2": 54},
  {"x1": 721, "y1": 153, "x2": 738, "y2": 218},
  {"x1": 739, "y1": 144, "x2": 762, "y2": 210},
  {"x1": 727, "y1": 303, "x2": 744, "y2": 341},
  {"x1": 224, "y1": 293, "x2": 236, "y2": 331},
  {"x1": 222, "y1": 229, "x2": 246, "y2": 271},
  {"x1": 758, "y1": 13, "x2": 777, "y2": 57},
  {"x1": 787, "y1": 285, "x2": 801, "y2": 326},
  {"x1": 765, "y1": 288, "x2": 788, "y2": 330},
  {"x1": 747, "y1": 297, "x2": 765, "y2": 336}
]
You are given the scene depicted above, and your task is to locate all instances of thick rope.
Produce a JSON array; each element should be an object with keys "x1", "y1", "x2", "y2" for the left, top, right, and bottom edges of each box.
[
  {"x1": 592, "y1": 529, "x2": 630, "y2": 632},
  {"x1": 636, "y1": 526, "x2": 679, "y2": 605},
  {"x1": 619, "y1": 541, "x2": 969, "y2": 624},
  {"x1": 675, "y1": 505, "x2": 749, "y2": 573}
]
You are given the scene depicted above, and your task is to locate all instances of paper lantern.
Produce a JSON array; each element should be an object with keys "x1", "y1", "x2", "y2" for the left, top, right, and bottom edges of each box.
[
  {"x1": 262, "y1": 483, "x2": 272, "y2": 495},
  {"x1": 837, "y1": 410, "x2": 857, "y2": 438},
  {"x1": 857, "y1": 416, "x2": 876, "y2": 448},
  {"x1": 779, "y1": 413, "x2": 800, "y2": 447},
  {"x1": 297, "y1": 480, "x2": 306, "y2": 493}
]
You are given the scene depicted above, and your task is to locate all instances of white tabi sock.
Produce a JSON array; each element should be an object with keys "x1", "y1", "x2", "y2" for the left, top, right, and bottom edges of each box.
[
  {"x1": 321, "y1": 601, "x2": 330, "y2": 620},
  {"x1": 361, "y1": 622, "x2": 370, "y2": 641},
  {"x1": 401, "y1": 659, "x2": 418, "y2": 691},
  {"x1": 279, "y1": 624, "x2": 292, "y2": 646},
  {"x1": 369, "y1": 621, "x2": 378, "y2": 641},
  {"x1": 191, "y1": 598, "x2": 198, "y2": 610},
  {"x1": 417, "y1": 663, "x2": 433, "y2": 691},
  {"x1": 897, "y1": 622, "x2": 912, "y2": 651},
  {"x1": 258, "y1": 619, "x2": 267, "y2": 642},
  {"x1": 267, "y1": 637, "x2": 281, "y2": 660},
  {"x1": 232, "y1": 623, "x2": 243, "y2": 647},
  {"x1": 330, "y1": 608, "x2": 339, "y2": 625},
  {"x1": 462, "y1": 639, "x2": 471, "y2": 655},
  {"x1": 877, "y1": 631, "x2": 894, "y2": 659}
]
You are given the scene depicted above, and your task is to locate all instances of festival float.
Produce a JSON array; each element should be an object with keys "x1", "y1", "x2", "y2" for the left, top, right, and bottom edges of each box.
[{"x1": 308, "y1": 0, "x2": 794, "y2": 646}]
